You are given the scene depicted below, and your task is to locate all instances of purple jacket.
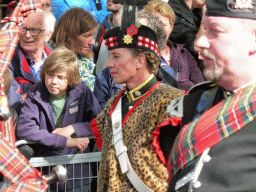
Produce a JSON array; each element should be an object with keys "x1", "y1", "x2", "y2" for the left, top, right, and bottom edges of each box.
[
  {"x1": 169, "y1": 41, "x2": 205, "y2": 91},
  {"x1": 17, "y1": 82, "x2": 101, "y2": 155},
  {"x1": 16, "y1": 82, "x2": 101, "y2": 190}
]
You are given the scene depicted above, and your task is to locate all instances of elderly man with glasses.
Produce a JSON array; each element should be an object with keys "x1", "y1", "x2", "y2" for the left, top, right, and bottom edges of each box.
[{"x1": 8, "y1": 10, "x2": 55, "y2": 110}]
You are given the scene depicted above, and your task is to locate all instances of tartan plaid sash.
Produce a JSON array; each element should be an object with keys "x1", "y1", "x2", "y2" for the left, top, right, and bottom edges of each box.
[
  {"x1": 168, "y1": 84, "x2": 256, "y2": 183},
  {"x1": 0, "y1": 117, "x2": 16, "y2": 147},
  {"x1": 0, "y1": 132, "x2": 48, "y2": 192}
]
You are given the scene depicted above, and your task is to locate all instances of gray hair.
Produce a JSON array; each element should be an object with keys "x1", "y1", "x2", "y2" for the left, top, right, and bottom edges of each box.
[
  {"x1": 44, "y1": 11, "x2": 56, "y2": 33},
  {"x1": 137, "y1": 10, "x2": 166, "y2": 51}
]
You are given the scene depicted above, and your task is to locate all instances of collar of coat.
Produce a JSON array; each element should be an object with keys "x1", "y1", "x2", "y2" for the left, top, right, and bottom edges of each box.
[{"x1": 123, "y1": 74, "x2": 157, "y2": 102}]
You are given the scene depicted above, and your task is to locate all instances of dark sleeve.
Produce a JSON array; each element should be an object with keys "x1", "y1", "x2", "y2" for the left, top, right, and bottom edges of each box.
[
  {"x1": 93, "y1": 70, "x2": 109, "y2": 110},
  {"x1": 159, "y1": 65, "x2": 179, "y2": 89},
  {"x1": 8, "y1": 78, "x2": 24, "y2": 111},
  {"x1": 159, "y1": 124, "x2": 181, "y2": 160},
  {"x1": 185, "y1": 48, "x2": 205, "y2": 85},
  {"x1": 93, "y1": 68, "x2": 122, "y2": 110},
  {"x1": 71, "y1": 84, "x2": 101, "y2": 138},
  {"x1": 10, "y1": 107, "x2": 18, "y2": 129}
]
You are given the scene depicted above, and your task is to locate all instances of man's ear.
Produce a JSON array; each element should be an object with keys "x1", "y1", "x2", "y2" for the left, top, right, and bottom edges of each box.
[
  {"x1": 136, "y1": 53, "x2": 147, "y2": 69},
  {"x1": 249, "y1": 29, "x2": 256, "y2": 56},
  {"x1": 45, "y1": 31, "x2": 52, "y2": 43}
]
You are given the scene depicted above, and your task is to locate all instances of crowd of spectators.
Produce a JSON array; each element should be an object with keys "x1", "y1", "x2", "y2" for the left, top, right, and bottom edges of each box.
[{"x1": 3, "y1": 0, "x2": 256, "y2": 191}]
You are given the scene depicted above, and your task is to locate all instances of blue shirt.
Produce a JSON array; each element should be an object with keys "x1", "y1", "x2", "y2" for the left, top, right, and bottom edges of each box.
[{"x1": 25, "y1": 50, "x2": 47, "y2": 80}]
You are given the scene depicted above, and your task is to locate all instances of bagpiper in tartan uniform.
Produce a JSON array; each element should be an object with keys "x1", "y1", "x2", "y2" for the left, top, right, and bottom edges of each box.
[{"x1": 163, "y1": 0, "x2": 256, "y2": 191}]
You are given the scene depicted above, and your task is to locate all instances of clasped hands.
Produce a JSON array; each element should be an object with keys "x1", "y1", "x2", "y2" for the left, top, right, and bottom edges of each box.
[{"x1": 52, "y1": 125, "x2": 89, "y2": 153}]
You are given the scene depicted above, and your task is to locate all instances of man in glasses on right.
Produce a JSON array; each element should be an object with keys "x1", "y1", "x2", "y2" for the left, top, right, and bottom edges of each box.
[
  {"x1": 163, "y1": 0, "x2": 256, "y2": 191},
  {"x1": 8, "y1": 10, "x2": 55, "y2": 109}
]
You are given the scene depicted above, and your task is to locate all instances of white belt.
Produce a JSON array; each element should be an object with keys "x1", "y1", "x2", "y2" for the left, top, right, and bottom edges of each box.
[{"x1": 111, "y1": 97, "x2": 153, "y2": 192}]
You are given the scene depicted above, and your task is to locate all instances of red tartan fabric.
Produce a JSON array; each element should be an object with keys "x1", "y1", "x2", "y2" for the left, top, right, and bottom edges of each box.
[
  {"x1": 104, "y1": 37, "x2": 118, "y2": 48},
  {"x1": 137, "y1": 36, "x2": 160, "y2": 56},
  {"x1": 0, "y1": 133, "x2": 48, "y2": 191},
  {"x1": 0, "y1": 117, "x2": 16, "y2": 147},
  {"x1": 0, "y1": 31, "x2": 10, "y2": 54}
]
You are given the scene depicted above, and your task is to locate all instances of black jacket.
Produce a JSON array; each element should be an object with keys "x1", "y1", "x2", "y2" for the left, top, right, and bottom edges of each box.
[{"x1": 168, "y1": 0, "x2": 202, "y2": 53}]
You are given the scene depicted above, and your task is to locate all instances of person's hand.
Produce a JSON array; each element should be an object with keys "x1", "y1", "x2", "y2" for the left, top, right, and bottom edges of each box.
[
  {"x1": 22, "y1": 93, "x2": 27, "y2": 100},
  {"x1": 52, "y1": 125, "x2": 75, "y2": 138},
  {"x1": 66, "y1": 137, "x2": 90, "y2": 153}
]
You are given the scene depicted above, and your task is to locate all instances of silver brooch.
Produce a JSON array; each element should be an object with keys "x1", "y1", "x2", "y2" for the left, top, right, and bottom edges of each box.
[
  {"x1": 135, "y1": 91, "x2": 141, "y2": 97},
  {"x1": 114, "y1": 121, "x2": 120, "y2": 129}
]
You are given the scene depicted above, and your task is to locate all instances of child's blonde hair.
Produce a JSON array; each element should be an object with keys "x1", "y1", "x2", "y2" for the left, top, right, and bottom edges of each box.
[{"x1": 40, "y1": 46, "x2": 81, "y2": 86}]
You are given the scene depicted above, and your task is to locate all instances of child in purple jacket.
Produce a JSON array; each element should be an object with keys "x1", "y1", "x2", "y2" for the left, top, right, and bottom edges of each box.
[{"x1": 16, "y1": 46, "x2": 101, "y2": 192}]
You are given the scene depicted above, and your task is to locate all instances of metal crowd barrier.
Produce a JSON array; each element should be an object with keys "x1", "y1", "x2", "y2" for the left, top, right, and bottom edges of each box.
[{"x1": 0, "y1": 139, "x2": 102, "y2": 192}]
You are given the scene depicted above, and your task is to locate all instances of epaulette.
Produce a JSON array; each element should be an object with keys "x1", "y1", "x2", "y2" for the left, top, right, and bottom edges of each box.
[
  {"x1": 167, "y1": 95, "x2": 185, "y2": 118},
  {"x1": 187, "y1": 81, "x2": 218, "y2": 94},
  {"x1": 167, "y1": 82, "x2": 218, "y2": 118}
]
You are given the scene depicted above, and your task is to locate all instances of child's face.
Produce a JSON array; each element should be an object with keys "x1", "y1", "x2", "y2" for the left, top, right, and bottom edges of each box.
[{"x1": 45, "y1": 71, "x2": 68, "y2": 97}]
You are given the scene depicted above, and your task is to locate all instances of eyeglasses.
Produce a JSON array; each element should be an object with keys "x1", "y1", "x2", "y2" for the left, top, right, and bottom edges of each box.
[{"x1": 20, "y1": 27, "x2": 45, "y2": 36}]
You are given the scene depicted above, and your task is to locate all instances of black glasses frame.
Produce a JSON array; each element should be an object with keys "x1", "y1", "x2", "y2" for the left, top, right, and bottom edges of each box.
[{"x1": 20, "y1": 27, "x2": 45, "y2": 36}]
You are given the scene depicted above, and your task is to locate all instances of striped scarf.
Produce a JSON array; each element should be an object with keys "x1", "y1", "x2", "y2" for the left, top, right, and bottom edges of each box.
[{"x1": 168, "y1": 84, "x2": 256, "y2": 183}]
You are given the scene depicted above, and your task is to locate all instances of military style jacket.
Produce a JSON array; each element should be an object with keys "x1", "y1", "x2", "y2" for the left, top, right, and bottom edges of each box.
[{"x1": 91, "y1": 78, "x2": 184, "y2": 192}]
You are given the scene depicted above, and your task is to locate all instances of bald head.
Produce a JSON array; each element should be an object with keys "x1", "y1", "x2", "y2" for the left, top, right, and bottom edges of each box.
[{"x1": 25, "y1": 10, "x2": 46, "y2": 31}]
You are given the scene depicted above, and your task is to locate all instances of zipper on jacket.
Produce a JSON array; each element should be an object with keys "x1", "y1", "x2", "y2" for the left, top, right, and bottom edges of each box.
[{"x1": 177, "y1": 62, "x2": 180, "y2": 80}]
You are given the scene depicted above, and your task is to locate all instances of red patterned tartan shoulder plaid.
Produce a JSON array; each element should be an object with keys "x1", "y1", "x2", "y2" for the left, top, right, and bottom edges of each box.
[
  {"x1": 168, "y1": 84, "x2": 256, "y2": 183},
  {"x1": 0, "y1": 133, "x2": 48, "y2": 192}
]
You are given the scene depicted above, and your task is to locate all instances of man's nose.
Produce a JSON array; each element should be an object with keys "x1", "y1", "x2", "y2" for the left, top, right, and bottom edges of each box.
[
  {"x1": 194, "y1": 33, "x2": 210, "y2": 51},
  {"x1": 24, "y1": 30, "x2": 33, "y2": 38}
]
